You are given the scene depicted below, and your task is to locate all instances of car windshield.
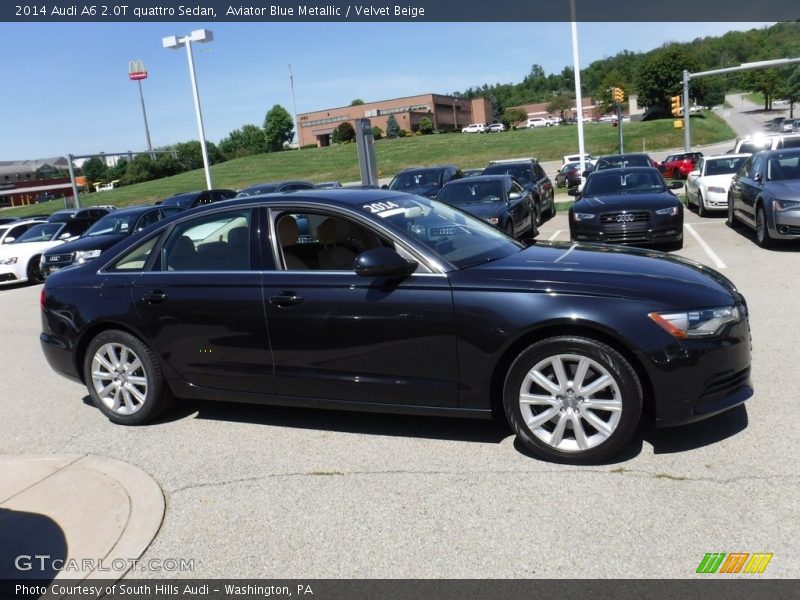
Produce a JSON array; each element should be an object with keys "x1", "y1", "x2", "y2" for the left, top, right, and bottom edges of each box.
[
  {"x1": 437, "y1": 181, "x2": 505, "y2": 205},
  {"x1": 767, "y1": 155, "x2": 800, "y2": 181},
  {"x1": 562, "y1": 163, "x2": 579, "y2": 172},
  {"x1": 238, "y1": 185, "x2": 278, "y2": 197},
  {"x1": 705, "y1": 157, "x2": 748, "y2": 176},
  {"x1": 389, "y1": 170, "x2": 442, "y2": 190},
  {"x1": 160, "y1": 194, "x2": 197, "y2": 208},
  {"x1": 583, "y1": 171, "x2": 667, "y2": 196},
  {"x1": 358, "y1": 195, "x2": 521, "y2": 268},
  {"x1": 595, "y1": 156, "x2": 651, "y2": 170},
  {"x1": 482, "y1": 164, "x2": 531, "y2": 185},
  {"x1": 15, "y1": 223, "x2": 64, "y2": 243},
  {"x1": 738, "y1": 140, "x2": 771, "y2": 154},
  {"x1": 84, "y1": 212, "x2": 142, "y2": 237}
]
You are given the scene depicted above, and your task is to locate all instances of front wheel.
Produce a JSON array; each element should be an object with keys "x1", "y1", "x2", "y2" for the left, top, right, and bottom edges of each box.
[
  {"x1": 726, "y1": 195, "x2": 741, "y2": 228},
  {"x1": 503, "y1": 336, "x2": 642, "y2": 464},
  {"x1": 697, "y1": 192, "x2": 706, "y2": 217},
  {"x1": 27, "y1": 256, "x2": 44, "y2": 284},
  {"x1": 755, "y1": 204, "x2": 774, "y2": 249},
  {"x1": 84, "y1": 330, "x2": 171, "y2": 425}
]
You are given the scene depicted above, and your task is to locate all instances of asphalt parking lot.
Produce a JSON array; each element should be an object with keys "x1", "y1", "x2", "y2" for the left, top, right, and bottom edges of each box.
[{"x1": 0, "y1": 208, "x2": 798, "y2": 579}]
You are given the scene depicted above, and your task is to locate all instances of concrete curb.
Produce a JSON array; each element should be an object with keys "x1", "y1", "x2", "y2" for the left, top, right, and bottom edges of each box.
[{"x1": 0, "y1": 454, "x2": 164, "y2": 582}]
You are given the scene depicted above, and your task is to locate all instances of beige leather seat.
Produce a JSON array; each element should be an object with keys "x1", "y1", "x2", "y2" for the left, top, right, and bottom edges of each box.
[
  {"x1": 277, "y1": 216, "x2": 307, "y2": 270},
  {"x1": 168, "y1": 235, "x2": 197, "y2": 271},
  {"x1": 317, "y1": 218, "x2": 357, "y2": 270}
]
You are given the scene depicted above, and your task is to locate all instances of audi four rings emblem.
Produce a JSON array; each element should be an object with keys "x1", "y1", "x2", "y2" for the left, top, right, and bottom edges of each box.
[{"x1": 616, "y1": 214, "x2": 635, "y2": 222}]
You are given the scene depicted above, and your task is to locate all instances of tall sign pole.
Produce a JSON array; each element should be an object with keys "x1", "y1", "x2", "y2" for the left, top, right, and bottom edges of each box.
[
  {"x1": 129, "y1": 60, "x2": 153, "y2": 157},
  {"x1": 289, "y1": 62, "x2": 300, "y2": 147}
]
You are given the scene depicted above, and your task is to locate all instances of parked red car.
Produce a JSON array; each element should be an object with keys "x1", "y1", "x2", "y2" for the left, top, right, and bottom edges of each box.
[{"x1": 659, "y1": 152, "x2": 704, "y2": 179}]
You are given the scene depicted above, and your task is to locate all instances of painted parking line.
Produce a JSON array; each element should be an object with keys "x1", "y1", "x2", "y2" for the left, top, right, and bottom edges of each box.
[
  {"x1": 685, "y1": 223, "x2": 727, "y2": 269},
  {"x1": 548, "y1": 230, "x2": 562, "y2": 241}
]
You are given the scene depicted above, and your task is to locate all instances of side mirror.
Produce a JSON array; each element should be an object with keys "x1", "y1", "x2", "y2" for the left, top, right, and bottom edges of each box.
[
  {"x1": 753, "y1": 172, "x2": 763, "y2": 183},
  {"x1": 3, "y1": 237, "x2": 14, "y2": 243},
  {"x1": 567, "y1": 188, "x2": 579, "y2": 197},
  {"x1": 381, "y1": 184, "x2": 389, "y2": 189},
  {"x1": 689, "y1": 170, "x2": 699, "y2": 177},
  {"x1": 354, "y1": 247, "x2": 418, "y2": 278},
  {"x1": 669, "y1": 181, "x2": 684, "y2": 190},
  {"x1": 582, "y1": 170, "x2": 592, "y2": 177},
  {"x1": 509, "y1": 192, "x2": 521, "y2": 200},
  {"x1": 59, "y1": 233, "x2": 72, "y2": 240}
]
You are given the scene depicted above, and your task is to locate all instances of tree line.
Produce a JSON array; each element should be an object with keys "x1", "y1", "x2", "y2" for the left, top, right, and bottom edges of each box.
[{"x1": 454, "y1": 22, "x2": 800, "y2": 121}]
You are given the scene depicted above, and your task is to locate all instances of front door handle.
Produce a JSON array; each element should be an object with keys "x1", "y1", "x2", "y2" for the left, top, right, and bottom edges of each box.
[
  {"x1": 270, "y1": 292, "x2": 304, "y2": 307},
  {"x1": 142, "y1": 290, "x2": 167, "y2": 304}
]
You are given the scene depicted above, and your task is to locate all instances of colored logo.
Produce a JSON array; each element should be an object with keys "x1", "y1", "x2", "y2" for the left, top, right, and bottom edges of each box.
[{"x1": 696, "y1": 552, "x2": 773, "y2": 574}]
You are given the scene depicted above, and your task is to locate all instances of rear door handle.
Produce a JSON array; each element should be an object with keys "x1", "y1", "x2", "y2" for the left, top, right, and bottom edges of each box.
[
  {"x1": 142, "y1": 290, "x2": 167, "y2": 304},
  {"x1": 270, "y1": 292, "x2": 304, "y2": 307}
]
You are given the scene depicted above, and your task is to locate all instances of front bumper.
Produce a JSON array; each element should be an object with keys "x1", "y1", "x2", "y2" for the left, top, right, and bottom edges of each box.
[
  {"x1": 570, "y1": 222, "x2": 683, "y2": 246},
  {"x1": 0, "y1": 264, "x2": 26, "y2": 286},
  {"x1": 649, "y1": 314, "x2": 752, "y2": 427},
  {"x1": 770, "y1": 208, "x2": 800, "y2": 239},
  {"x1": 703, "y1": 189, "x2": 729, "y2": 210}
]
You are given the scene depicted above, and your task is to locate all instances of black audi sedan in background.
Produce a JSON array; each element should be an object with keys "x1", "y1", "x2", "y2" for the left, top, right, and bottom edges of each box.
[
  {"x1": 386, "y1": 165, "x2": 463, "y2": 198},
  {"x1": 158, "y1": 189, "x2": 237, "y2": 209},
  {"x1": 40, "y1": 190, "x2": 751, "y2": 464},
  {"x1": 727, "y1": 148, "x2": 800, "y2": 248},
  {"x1": 435, "y1": 175, "x2": 537, "y2": 238},
  {"x1": 236, "y1": 180, "x2": 315, "y2": 197},
  {"x1": 569, "y1": 167, "x2": 684, "y2": 248},
  {"x1": 40, "y1": 205, "x2": 183, "y2": 276}
]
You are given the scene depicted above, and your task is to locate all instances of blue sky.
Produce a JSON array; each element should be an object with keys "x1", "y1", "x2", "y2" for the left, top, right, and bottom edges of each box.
[{"x1": 0, "y1": 21, "x2": 773, "y2": 160}]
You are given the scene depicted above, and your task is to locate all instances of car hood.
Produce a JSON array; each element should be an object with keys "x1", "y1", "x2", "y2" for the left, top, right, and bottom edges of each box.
[
  {"x1": 454, "y1": 202, "x2": 506, "y2": 219},
  {"x1": 0, "y1": 240, "x2": 63, "y2": 259},
  {"x1": 574, "y1": 192, "x2": 680, "y2": 210},
  {"x1": 700, "y1": 174, "x2": 736, "y2": 188},
  {"x1": 43, "y1": 233, "x2": 127, "y2": 255},
  {"x1": 764, "y1": 181, "x2": 800, "y2": 200},
  {"x1": 464, "y1": 242, "x2": 740, "y2": 309}
]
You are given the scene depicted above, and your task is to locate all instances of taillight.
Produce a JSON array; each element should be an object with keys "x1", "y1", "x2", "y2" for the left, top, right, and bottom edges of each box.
[{"x1": 40, "y1": 289, "x2": 45, "y2": 310}]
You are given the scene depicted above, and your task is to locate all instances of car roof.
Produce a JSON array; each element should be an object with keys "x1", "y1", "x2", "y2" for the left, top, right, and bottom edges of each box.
[
  {"x1": 589, "y1": 166, "x2": 661, "y2": 175},
  {"x1": 703, "y1": 153, "x2": 751, "y2": 160},
  {"x1": 395, "y1": 165, "x2": 455, "y2": 173},
  {"x1": 100, "y1": 204, "x2": 164, "y2": 216}
]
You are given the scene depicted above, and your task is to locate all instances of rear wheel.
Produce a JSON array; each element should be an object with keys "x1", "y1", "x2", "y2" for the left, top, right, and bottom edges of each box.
[
  {"x1": 27, "y1": 256, "x2": 44, "y2": 284},
  {"x1": 84, "y1": 330, "x2": 171, "y2": 425},
  {"x1": 503, "y1": 336, "x2": 642, "y2": 464},
  {"x1": 505, "y1": 222, "x2": 514, "y2": 238}
]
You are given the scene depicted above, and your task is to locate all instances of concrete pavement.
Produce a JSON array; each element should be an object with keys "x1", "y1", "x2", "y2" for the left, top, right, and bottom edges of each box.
[{"x1": 0, "y1": 455, "x2": 164, "y2": 583}]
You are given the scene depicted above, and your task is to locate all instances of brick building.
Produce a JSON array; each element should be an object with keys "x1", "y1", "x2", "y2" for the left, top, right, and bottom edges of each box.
[{"x1": 297, "y1": 94, "x2": 493, "y2": 147}]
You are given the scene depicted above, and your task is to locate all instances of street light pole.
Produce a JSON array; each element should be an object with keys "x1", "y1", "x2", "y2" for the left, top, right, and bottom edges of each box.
[
  {"x1": 289, "y1": 62, "x2": 300, "y2": 147},
  {"x1": 163, "y1": 29, "x2": 214, "y2": 190}
]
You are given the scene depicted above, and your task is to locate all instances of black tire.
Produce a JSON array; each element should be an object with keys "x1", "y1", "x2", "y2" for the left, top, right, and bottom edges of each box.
[
  {"x1": 548, "y1": 194, "x2": 557, "y2": 219},
  {"x1": 504, "y1": 222, "x2": 514, "y2": 238},
  {"x1": 83, "y1": 330, "x2": 171, "y2": 425},
  {"x1": 755, "y1": 204, "x2": 774, "y2": 249},
  {"x1": 697, "y1": 192, "x2": 706, "y2": 217},
  {"x1": 534, "y1": 201, "x2": 543, "y2": 227},
  {"x1": 726, "y1": 195, "x2": 741, "y2": 228},
  {"x1": 529, "y1": 212, "x2": 539, "y2": 239},
  {"x1": 503, "y1": 336, "x2": 642, "y2": 464},
  {"x1": 27, "y1": 256, "x2": 44, "y2": 284}
]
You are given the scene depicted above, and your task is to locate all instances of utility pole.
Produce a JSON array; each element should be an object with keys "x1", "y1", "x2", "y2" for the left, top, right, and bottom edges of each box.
[{"x1": 289, "y1": 62, "x2": 299, "y2": 147}]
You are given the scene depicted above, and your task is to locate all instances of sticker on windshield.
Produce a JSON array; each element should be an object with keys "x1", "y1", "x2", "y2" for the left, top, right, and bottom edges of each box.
[{"x1": 362, "y1": 201, "x2": 401, "y2": 215}]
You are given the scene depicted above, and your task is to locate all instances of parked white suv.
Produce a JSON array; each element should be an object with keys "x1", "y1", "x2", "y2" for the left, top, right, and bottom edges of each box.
[
  {"x1": 461, "y1": 123, "x2": 486, "y2": 133},
  {"x1": 526, "y1": 117, "x2": 551, "y2": 128}
]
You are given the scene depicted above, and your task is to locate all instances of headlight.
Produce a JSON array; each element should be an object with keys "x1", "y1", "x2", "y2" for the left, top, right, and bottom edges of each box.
[
  {"x1": 0, "y1": 257, "x2": 18, "y2": 265},
  {"x1": 707, "y1": 186, "x2": 726, "y2": 194},
  {"x1": 74, "y1": 249, "x2": 102, "y2": 263},
  {"x1": 655, "y1": 206, "x2": 679, "y2": 216},
  {"x1": 486, "y1": 217, "x2": 500, "y2": 225},
  {"x1": 572, "y1": 213, "x2": 596, "y2": 221},
  {"x1": 775, "y1": 199, "x2": 800, "y2": 212},
  {"x1": 649, "y1": 306, "x2": 740, "y2": 338}
]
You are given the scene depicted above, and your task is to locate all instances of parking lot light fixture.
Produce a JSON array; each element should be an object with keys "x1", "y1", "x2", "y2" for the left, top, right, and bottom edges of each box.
[{"x1": 162, "y1": 29, "x2": 214, "y2": 190}]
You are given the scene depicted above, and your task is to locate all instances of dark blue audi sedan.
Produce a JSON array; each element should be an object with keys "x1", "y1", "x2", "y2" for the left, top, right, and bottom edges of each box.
[{"x1": 39, "y1": 190, "x2": 752, "y2": 464}]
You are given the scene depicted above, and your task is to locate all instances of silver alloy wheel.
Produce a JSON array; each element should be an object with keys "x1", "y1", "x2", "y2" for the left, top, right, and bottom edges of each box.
[
  {"x1": 91, "y1": 342, "x2": 148, "y2": 415},
  {"x1": 756, "y1": 207, "x2": 766, "y2": 244},
  {"x1": 518, "y1": 353, "x2": 622, "y2": 452}
]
